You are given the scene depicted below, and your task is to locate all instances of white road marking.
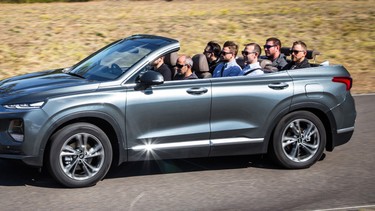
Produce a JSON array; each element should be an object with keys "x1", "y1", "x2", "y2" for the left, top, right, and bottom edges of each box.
[
  {"x1": 313, "y1": 204, "x2": 375, "y2": 211},
  {"x1": 353, "y1": 93, "x2": 375, "y2": 96},
  {"x1": 129, "y1": 192, "x2": 145, "y2": 211}
]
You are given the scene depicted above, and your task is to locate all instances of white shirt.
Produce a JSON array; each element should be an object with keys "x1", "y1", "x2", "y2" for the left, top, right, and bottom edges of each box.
[{"x1": 238, "y1": 62, "x2": 264, "y2": 76}]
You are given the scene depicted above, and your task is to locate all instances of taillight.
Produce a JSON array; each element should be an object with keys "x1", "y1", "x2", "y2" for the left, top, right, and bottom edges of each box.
[{"x1": 332, "y1": 76, "x2": 352, "y2": 91}]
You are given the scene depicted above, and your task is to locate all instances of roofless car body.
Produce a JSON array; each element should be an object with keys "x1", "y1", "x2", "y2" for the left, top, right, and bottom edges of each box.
[{"x1": 0, "y1": 35, "x2": 356, "y2": 187}]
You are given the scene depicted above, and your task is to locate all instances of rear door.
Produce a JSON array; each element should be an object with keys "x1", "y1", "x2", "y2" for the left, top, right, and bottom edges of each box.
[
  {"x1": 125, "y1": 78, "x2": 212, "y2": 161},
  {"x1": 209, "y1": 72, "x2": 293, "y2": 156}
]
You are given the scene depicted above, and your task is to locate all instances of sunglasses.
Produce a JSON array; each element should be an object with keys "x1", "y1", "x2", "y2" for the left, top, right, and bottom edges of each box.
[
  {"x1": 290, "y1": 49, "x2": 305, "y2": 54},
  {"x1": 176, "y1": 64, "x2": 187, "y2": 69},
  {"x1": 221, "y1": 51, "x2": 233, "y2": 55},
  {"x1": 264, "y1": 45, "x2": 276, "y2": 49},
  {"x1": 203, "y1": 50, "x2": 213, "y2": 54},
  {"x1": 242, "y1": 51, "x2": 256, "y2": 56}
]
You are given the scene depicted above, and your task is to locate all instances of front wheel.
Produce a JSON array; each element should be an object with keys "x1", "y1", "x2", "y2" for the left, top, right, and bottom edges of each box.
[
  {"x1": 48, "y1": 123, "x2": 112, "y2": 188},
  {"x1": 271, "y1": 111, "x2": 326, "y2": 169}
]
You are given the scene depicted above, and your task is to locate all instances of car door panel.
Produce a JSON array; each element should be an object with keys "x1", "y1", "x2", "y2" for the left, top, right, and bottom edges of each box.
[
  {"x1": 126, "y1": 79, "x2": 212, "y2": 161},
  {"x1": 210, "y1": 72, "x2": 293, "y2": 157}
]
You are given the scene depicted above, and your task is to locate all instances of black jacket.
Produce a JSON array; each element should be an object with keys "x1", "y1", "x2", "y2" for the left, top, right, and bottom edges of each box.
[
  {"x1": 154, "y1": 63, "x2": 172, "y2": 81},
  {"x1": 283, "y1": 58, "x2": 311, "y2": 70}
]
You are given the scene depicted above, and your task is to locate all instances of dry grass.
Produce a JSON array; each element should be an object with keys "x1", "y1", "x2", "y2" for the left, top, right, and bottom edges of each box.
[{"x1": 0, "y1": 0, "x2": 374, "y2": 93}]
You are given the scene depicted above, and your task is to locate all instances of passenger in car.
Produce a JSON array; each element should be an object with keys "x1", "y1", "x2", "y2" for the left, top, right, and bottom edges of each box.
[
  {"x1": 212, "y1": 41, "x2": 242, "y2": 77},
  {"x1": 151, "y1": 56, "x2": 172, "y2": 81},
  {"x1": 173, "y1": 55, "x2": 198, "y2": 80},
  {"x1": 263, "y1": 37, "x2": 288, "y2": 71},
  {"x1": 282, "y1": 41, "x2": 311, "y2": 70},
  {"x1": 238, "y1": 43, "x2": 264, "y2": 76},
  {"x1": 203, "y1": 41, "x2": 222, "y2": 73}
]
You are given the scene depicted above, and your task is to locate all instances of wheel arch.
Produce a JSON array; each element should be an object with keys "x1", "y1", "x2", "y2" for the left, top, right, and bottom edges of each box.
[
  {"x1": 265, "y1": 102, "x2": 338, "y2": 153},
  {"x1": 42, "y1": 111, "x2": 126, "y2": 169}
]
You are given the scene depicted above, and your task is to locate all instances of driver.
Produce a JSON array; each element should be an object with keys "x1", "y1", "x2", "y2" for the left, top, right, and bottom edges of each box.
[{"x1": 151, "y1": 56, "x2": 172, "y2": 81}]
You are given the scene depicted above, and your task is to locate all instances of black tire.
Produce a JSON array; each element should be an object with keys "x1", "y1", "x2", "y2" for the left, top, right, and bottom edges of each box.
[
  {"x1": 48, "y1": 123, "x2": 112, "y2": 188},
  {"x1": 271, "y1": 111, "x2": 326, "y2": 169}
]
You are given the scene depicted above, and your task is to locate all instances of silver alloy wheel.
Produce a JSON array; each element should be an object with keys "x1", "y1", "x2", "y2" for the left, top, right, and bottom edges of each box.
[
  {"x1": 59, "y1": 132, "x2": 105, "y2": 181},
  {"x1": 281, "y1": 118, "x2": 320, "y2": 162}
]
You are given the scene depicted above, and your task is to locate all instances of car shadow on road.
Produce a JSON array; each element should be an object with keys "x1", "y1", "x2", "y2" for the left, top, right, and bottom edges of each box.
[
  {"x1": 106, "y1": 154, "x2": 282, "y2": 179},
  {"x1": 0, "y1": 159, "x2": 58, "y2": 188},
  {"x1": 0, "y1": 155, "x2": 281, "y2": 188}
]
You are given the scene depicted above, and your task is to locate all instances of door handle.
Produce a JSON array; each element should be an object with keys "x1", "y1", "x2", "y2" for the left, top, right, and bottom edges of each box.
[
  {"x1": 186, "y1": 87, "x2": 208, "y2": 95},
  {"x1": 268, "y1": 82, "x2": 289, "y2": 90}
]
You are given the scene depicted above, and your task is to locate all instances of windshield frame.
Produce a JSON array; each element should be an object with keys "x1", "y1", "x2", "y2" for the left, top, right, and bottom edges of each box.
[{"x1": 68, "y1": 36, "x2": 171, "y2": 82}]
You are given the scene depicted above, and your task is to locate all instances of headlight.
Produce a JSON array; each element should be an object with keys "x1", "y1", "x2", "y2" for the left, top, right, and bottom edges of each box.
[
  {"x1": 3, "y1": 101, "x2": 45, "y2": 109},
  {"x1": 8, "y1": 119, "x2": 24, "y2": 142}
]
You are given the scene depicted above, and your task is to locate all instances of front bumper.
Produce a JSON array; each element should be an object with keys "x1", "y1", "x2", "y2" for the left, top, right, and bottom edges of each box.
[{"x1": 0, "y1": 108, "x2": 48, "y2": 167}]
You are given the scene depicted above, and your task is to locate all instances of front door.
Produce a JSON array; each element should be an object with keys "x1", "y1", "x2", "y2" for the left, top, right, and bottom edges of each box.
[{"x1": 125, "y1": 79, "x2": 212, "y2": 161}]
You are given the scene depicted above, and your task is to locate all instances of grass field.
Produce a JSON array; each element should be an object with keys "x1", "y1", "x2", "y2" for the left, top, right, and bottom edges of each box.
[{"x1": 0, "y1": 0, "x2": 374, "y2": 93}]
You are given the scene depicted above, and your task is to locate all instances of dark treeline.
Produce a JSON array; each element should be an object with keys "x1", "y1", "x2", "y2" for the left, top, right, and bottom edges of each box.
[{"x1": 0, "y1": 0, "x2": 91, "y2": 3}]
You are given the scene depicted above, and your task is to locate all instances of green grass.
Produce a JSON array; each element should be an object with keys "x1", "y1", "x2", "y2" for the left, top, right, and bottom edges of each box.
[{"x1": 0, "y1": 0, "x2": 374, "y2": 93}]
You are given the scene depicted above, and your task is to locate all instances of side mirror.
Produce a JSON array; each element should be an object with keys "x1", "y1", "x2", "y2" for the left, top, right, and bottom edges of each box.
[{"x1": 135, "y1": 71, "x2": 164, "y2": 90}]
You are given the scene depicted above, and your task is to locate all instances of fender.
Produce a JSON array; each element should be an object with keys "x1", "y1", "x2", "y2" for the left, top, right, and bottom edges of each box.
[
  {"x1": 262, "y1": 105, "x2": 291, "y2": 153},
  {"x1": 288, "y1": 101, "x2": 337, "y2": 151},
  {"x1": 26, "y1": 110, "x2": 127, "y2": 167}
]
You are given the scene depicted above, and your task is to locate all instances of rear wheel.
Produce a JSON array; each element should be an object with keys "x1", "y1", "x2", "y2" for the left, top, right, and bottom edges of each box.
[
  {"x1": 271, "y1": 111, "x2": 326, "y2": 169},
  {"x1": 48, "y1": 123, "x2": 112, "y2": 188}
]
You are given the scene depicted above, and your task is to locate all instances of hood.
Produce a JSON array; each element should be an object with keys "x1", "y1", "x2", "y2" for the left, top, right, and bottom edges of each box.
[{"x1": 0, "y1": 69, "x2": 100, "y2": 102}]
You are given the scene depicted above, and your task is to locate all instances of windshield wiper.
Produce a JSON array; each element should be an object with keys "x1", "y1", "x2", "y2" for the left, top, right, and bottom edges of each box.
[{"x1": 67, "y1": 72, "x2": 85, "y2": 79}]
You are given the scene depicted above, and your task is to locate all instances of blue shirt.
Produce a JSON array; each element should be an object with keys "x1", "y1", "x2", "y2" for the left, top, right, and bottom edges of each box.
[
  {"x1": 238, "y1": 62, "x2": 264, "y2": 76},
  {"x1": 212, "y1": 60, "x2": 242, "y2": 77}
]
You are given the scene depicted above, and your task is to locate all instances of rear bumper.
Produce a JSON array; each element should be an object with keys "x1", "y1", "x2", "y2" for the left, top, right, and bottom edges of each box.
[
  {"x1": 332, "y1": 127, "x2": 355, "y2": 148},
  {"x1": 326, "y1": 91, "x2": 356, "y2": 151}
]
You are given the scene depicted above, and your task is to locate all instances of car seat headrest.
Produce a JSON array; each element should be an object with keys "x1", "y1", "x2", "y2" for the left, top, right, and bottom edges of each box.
[
  {"x1": 259, "y1": 59, "x2": 278, "y2": 73},
  {"x1": 164, "y1": 52, "x2": 178, "y2": 67},
  {"x1": 192, "y1": 54, "x2": 209, "y2": 73}
]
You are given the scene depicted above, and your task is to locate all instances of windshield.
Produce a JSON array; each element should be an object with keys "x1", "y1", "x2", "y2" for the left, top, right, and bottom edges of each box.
[{"x1": 69, "y1": 39, "x2": 158, "y2": 81}]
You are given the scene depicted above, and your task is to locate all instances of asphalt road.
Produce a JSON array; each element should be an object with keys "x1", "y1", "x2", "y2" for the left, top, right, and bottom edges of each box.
[{"x1": 0, "y1": 95, "x2": 374, "y2": 211}]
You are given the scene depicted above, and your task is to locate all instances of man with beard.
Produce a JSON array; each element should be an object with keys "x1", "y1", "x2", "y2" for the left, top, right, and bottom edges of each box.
[
  {"x1": 264, "y1": 37, "x2": 288, "y2": 71},
  {"x1": 283, "y1": 41, "x2": 311, "y2": 70},
  {"x1": 212, "y1": 41, "x2": 242, "y2": 77},
  {"x1": 203, "y1": 41, "x2": 222, "y2": 73},
  {"x1": 151, "y1": 56, "x2": 172, "y2": 81},
  {"x1": 174, "y1": 55, "x2": 198, "y2": 80}
]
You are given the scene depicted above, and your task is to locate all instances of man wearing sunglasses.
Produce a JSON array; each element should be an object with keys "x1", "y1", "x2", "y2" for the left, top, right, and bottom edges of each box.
[
  {"x1": 238, "y1": 43, "x2": 264, "y2": 76},
  {"x1": 173, "y1": 55, "x2": 198, "y2": 80},
  {"x1": 264, "y1": 37, "x2": 288, "y2": 71},
  {"x1": 151, "y1": 56, "x2": 172, "y2": 81},
  {"x1": 203, "y1": 41, "x2": 222, "y2": 73},
  {"x1": 283, "y1": 41, "x2": 311, "y2": 70},
  {"x1": 212, "y1": 41, "x2": 242, "y2": 78}
]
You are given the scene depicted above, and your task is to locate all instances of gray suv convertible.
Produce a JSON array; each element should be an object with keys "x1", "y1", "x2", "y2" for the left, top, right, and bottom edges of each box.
[{"x1": 0, "y1": 35, "x2": 356, "y2": 187}]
